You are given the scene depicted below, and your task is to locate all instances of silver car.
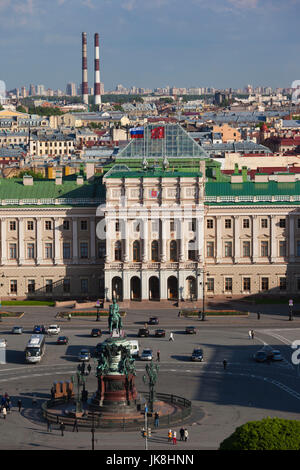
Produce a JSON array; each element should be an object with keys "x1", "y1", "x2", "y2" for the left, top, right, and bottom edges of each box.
[
  {"x1": 140, "y1": 349, "x2": 153, "y2": 361},
  {"x1": 12, "y1": 326, "x2": 23, "y2": 334}
]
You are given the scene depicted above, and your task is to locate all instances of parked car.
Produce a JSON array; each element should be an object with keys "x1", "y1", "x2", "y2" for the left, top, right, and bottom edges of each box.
[
  {"x1": 78, "y1": 349, "x2": 91, "y2": 362},
  {"x1": 33, "y1": 325, "x2": 46, "y2": 334},
  {"x1": 253, "y1": 349, "x2": 273, "y2": 363},
  {"x1": 47, "y1": 325, "x2": 61, "y2": 335},
  {"x1": 57, "y1": 336, "x2": 69, "y2": 345},
  {"x1": 138, "y1": 328, "x2": 150, "y2": 337},
  {"x1": 140, "y1": 349, "x2": 153, "y2": 361},
  {"x1": 148, "y1": 317, "x2": 159, "y2": 325},
  {"x1": 191, "y1": 348, "x2": 204, "y2": 362},
  {"x1": 185, "y1": 326, "x2": 196, "y2": 334},
  {"x1": 271, "y1": 350, "x2": 283, "y2": 361},
  {"x1": 91, "y1": 328, "x2": 102, "y2": 337},
  {"x1": 154, "y1": 329, "x2": 166, "y2": 338},
  {"x1": 11, "y1": 326, "x2": 23, "y2": 334}
]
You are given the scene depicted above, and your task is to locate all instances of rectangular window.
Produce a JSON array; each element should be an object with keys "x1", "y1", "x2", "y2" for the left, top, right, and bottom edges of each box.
[
  {"x1": 45, "y1": 279, "x2": 53, "y2": 293},
  {"x1": 243, "y1": 277, "x2": 251, "y2": 291},
  {"x1": 63, "y1": 242, "x2": 71, "y2": 259},
  {"x1": 10, "y1": 280, "x2": 17, "y2": 293},
  {"x1": 170, "y1": 219, "x2": 175, "y2": 232},
  {"x1": 27, "y1": 243, "x2": 35, "y2": 259},
  {"x1": 224, "y1": 241, "x2": 232, "y2": 257},
  {"x1": 261, "y1": 241, "x2": 269, "y2": 257},
  {"x1": 207, "y1": 219, "x2": 214, "y2": 229},
  {"x1": 80, "y1": 242, "x2": 88, "y2": 259},
  {"x1": 152, "y1": 220, "x2": 159, "y2": 232},
  {"x1": 279, "y1": 277, "x2": 287, "y2": 291},
  {"x1": 225, "y1": 219, "x2": 231, "y2": 229},
  {"x1": 9, "y1": 221, "x2": 16, "y2": 231},
  {"x1": 9, "y1": 243, "x2": 17, "y2": 259},
  {"x1": 243, "y1": 219, "x2": 250, "y2": 229},
  {"x1": 206, "y1": 241, "x2": 214, "y2": 258},
  {"x1": 28, "y1": 279, "x2": 35, "y2": 293},
  {"x1": 279, "y1": 241, "x2": 286, "y2": 257},
  {"x1": 225, "y1": 277, "x2": 233, "y2": 292},
  {"x1": 279, "y1": 218, "x2": 286, "y2": 228},
  {"x1": 115, "y1": 221, "x2": 120, "y2": 232},
  {"x1": 207, "y1": 278, "x2": 214, "y2": 292},
  {"x1": 63, "y1": 220, "x2": 70, "y2": 230},
  {"x1": 27, "y1": 221, "x2": 34, "y2": 231},
  {"x1": 261, "y1": 218, "x2": 268, "y2": 228},
  {"x1": 80, "y1": 220, "x2": 88, "y2": 231},
  {"x1": 243, "y1": 241, "x2": 251, "y2": 257},
  {"x1": 63, "y1": 278, "x2": 71, "y2": 293},
  {"x1": 188, "y1": 219, "x2": 196, "y2": 232},
  {"x1": 45, "y1": 220, "x2": 52, "y2": 230},
  {"x1": 261, "y1": 277, "x2": 269, "y2": 291},
  {"x1": 45, "y1": 243, "x2": 53, "y2": 259},
  {"x1": 81, "y1": 278, "x2": 88, "y2": 293},
  {"x1": 98, "y1": 241, "x2": 106, "y2": 259}
]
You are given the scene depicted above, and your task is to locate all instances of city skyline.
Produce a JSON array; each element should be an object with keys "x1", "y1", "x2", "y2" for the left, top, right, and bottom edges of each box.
[{"x1": 0, "y1": 0, "x2": 299, "y2": 91}]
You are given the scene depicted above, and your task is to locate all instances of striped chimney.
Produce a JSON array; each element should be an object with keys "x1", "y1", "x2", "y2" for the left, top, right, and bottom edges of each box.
[
  {"x1": 82, "y1": 32, "x2": 89, "y2": 105},
  {"x1": 94, "y1": 33, "x2": 101, "y2": 107}
]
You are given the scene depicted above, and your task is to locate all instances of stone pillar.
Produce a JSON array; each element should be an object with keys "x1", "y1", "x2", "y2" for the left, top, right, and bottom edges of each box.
[
  {"x1": 124, "y1": 219, "x2": 130, "y2": 262},
  {"x1": 141, "y1": 270, "x2": 148, "y2": 300},
  {"x1": 252, "y1": 215, "x2": 259, "y2": 263},
  {"x1": 289, "y1": 215, "x2": 295, "y2": 262},
  {"x1": 18, "y1": 218, "x2": 25, "y2": 265},
  {"x1": 196, "y1": 215, "x2": 204, "y2": 262},
  {"x1": 216, "y1": 216, "x2": 222, "y2": 263},
  {"x1": 90, "y1": 217, "x2": 96, "y2": 263},
  {"x1": 270, "y1": 215, "x2": 277, "y2": 263},
  {"x1": 36, "y1": 217, "x2": 42, "y2": 265},
  {"x1": 234, "y1": 215, "x2": 240, "y2": 263},
  {"x1": 105, "y1": 218, "x2": 114, "y2": 263},
  {"x1": 142, "y1": 218, "x2": 148, "y2": 263},
  {"x1": 72, "y1": 218, "x2": 78, "y2": 264},
  {"x1": 1, "y1": 219, "x2": 7, "y2": 265},
  {"x1": 161, "y1": 218, "x2": 167, "y2": 262},
  {"x1": 54, "y1": 217, "x2": 61, "y2": 265}
]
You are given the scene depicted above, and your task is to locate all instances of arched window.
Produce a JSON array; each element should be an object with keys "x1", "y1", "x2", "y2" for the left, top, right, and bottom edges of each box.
[
  {"x1": 133, "y1": 240, "x2": 141, "y2": 262},
  {"x1": 151, "y1": 240, "x2": 159, "y2": 262},
  {"x1": 114, "y1": 241, "x2": 122, "y2": 261},
  {"x1": 170, "y1": 240, "x2": 178, "y2": 262}
]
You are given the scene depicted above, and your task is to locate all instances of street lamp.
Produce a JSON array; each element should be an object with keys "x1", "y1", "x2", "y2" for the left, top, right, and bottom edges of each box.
[{"x1": 197, "y1": 268, "x2": 209, "y2": 321}]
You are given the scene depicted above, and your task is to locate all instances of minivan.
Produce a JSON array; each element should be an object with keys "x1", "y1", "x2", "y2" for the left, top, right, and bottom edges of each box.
[{"x1": 127, "y1": 340, "x2": 139, "y2": 358}]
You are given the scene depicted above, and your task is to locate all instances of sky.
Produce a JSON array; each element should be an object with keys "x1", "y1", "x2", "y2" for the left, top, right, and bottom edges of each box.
[{"x1": 0, "y1": 0, "x2": 299, "y2": 92}]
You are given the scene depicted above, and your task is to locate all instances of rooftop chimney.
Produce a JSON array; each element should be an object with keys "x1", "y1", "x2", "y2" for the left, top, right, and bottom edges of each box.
[
  {"x1": 82, "y1": 32, "x2": 89, "y2": 105},
  {"x1": 94, "y1": 33, "x2": 101, "y2": 108}
]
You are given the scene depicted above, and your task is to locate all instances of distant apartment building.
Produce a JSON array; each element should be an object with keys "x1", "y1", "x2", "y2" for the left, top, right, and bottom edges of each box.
[{"x1": 66, "y1": 83, "x2": 77, "y2": 97}]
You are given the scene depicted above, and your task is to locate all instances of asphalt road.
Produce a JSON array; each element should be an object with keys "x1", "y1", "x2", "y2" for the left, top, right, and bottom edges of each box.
[{"x1": 1, "y1": 305, "x2": 300, "y2": 451}]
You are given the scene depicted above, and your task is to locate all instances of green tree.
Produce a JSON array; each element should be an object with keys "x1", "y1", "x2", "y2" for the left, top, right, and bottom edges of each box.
[{"x1": 219, "y1": 417, "x2": 300, "y2": 450}]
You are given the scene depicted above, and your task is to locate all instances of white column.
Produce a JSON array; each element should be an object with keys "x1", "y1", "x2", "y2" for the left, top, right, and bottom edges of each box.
[
  {"x1": 72, "y1": 218, "x2": 78, "y2": 264},
  {"x1": 124, "y1": 218, "x2": 130, "y2": 262},
  {"x1": 180, "y1": 219, "x2": 187, "y2": 262},
  {"x1": 18, "y1": 218, "x2": 25, "y2": 265},
  {"x1": 90, "y1": 217, "x2": 96, "y2": 263},
  {"x1": 1, "y1": 219, "x2": 7, "y2": 265},
  {"x1": 141, "y1": 271, "x2": 148, "y2": 300},
  {"x1": 36, "y1": 217, "x2": 42, "y2": 265},
  {"x1": 252, "y1": 215, "x2": 259, "y2": 263},
  {"x1": 216, "y1": 216, "x2": 222, "y2": 263},
  {"x1": 234, "y1": 215, "x2": 240, "y2": 263},
  {"x1": 54, "y1": 217, "x2": 61, "y2": 265},
  {"x1": 161, "y1": 218, "x2": 167, "y2": 262},
  {"x1": 270, "y1": 215, "x2": 277, "y2": 262},
  {"x1": 196, "y1": 214, "x2": 204, "y2": 263},
  {"x1": 123, "y1": 271, "x2": 130, "y2": 300},
  {"x1": 142, "y1": 218, "x2": 148, "y2": 262},
  {"x1": 105, "y1": 218, "x2": 114, "y2": 263},
  {"x1": 289, "y1": 215, "x2": 295, "y2": 262}
]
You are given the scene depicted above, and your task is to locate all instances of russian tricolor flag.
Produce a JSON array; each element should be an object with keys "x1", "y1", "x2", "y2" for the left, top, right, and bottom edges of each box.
[{"x1": 130, "y1": 126, "x2": 144, "y2": 139}]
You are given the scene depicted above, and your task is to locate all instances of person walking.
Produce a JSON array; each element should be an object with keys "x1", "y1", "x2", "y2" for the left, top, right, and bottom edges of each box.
[
  {"x1": 257, "y1": 312, "x2": 261, "y2": 320},
  {"x1": 169, "y1": 332, "x2": 174, "y2": 342},
  {"x1": 184, "y1": 428, "x2": 189, "y2": 442},
  {"x1": 156, "y1": 350, "x2": 160, "y2": 362},
  {"x1": 168, "y1": 429, "x2": 172, "y2": 442},
  {"x1": 47, "y1": 419, "x2": 52, "y2": 432},
  {"x1": 172, "y1": 430, "x2": 177, "y2": 445},
  {"x1": 17, "y1": 399, "x2": 22, "y2": 413},
  {"x1": 2, "y1": 406, "x2": 7, "y2": 419},
  {"x1": 180, "y1": 427, "x2": 185, "y2": 441},
  {"x1": 248, "y1": 329, "x2": 252, "y2": 340},
  {"x1": 60, "y1": 421, "x2": 65, "y2": 436},
  {"x1": 251, "y1": 329, "x2": 255, "y2": 339},
  {"x1": 223, "y1": 359, "x2": 227, "y2": 370},
  {"x1": 154, "y1": 412, "x2": 159, "y2": 428},
  {"x1": 72, "y1": 418, "x2": 79, "y2": 432}
]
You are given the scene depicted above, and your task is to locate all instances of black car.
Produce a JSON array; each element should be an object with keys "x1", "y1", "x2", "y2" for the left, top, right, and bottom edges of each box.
[
  {"x1": 191, "y1": 349, "x2": 204, "y2": 361},
  {"x1": 148, "y1": 317, "x2": 159, "y2": 325},
  {"x1": 91, "y1": 328, "x2": 102, "y2": 337},
  {"x1": 185, "y1": 326, "x2": 196, "y2": 334},
  {"x1": 154, "y1": 329, "x2": 166, "y2": 338},
  {"x1": 57, "y1": 336, "x2": 69, "y2": 345},
  {"x1": 138, "y1": 328, "x2": 150, "y2": 337}
]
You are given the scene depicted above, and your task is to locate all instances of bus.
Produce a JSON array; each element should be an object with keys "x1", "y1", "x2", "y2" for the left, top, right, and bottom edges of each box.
[{"x1": 25, "y1": 334, "x2": 46, "y2": 363}]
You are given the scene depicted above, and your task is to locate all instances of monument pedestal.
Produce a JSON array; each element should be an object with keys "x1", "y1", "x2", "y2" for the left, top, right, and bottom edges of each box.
[{"x1": 90, "y1": 373, "x2": 139, "y2": 414}]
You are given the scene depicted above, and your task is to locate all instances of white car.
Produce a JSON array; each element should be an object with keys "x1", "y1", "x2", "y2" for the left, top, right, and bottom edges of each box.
[
  {"x1": 47, "y1": 325, "x2": 60, "y2": 335},
  {"x1": 140, "y1": 349, "x2": 153, "y2": 361}
]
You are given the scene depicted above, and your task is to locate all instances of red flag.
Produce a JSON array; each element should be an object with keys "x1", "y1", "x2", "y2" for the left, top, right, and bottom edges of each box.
[{"x1": 151, "y1": 126, "x2": 165, "y2": 139}]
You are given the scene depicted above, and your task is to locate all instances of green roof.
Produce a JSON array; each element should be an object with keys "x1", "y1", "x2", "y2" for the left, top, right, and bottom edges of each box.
[
  {"x1": 206, "y1": 180, "x2": 300, "y2": 197},
  {"x1": 105, "y1": 169, "x2": 202, "y2": 179}
]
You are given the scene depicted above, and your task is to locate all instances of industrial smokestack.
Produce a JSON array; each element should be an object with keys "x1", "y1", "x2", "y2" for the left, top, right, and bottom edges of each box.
[
  {"x1": 94, "y1": 33, "x2": 101, "y2": 108},
  {"x1": 82, "y1": 32, "x2": 89, "y2": 105}
]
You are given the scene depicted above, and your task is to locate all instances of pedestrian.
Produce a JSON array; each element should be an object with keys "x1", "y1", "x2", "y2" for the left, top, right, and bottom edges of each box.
[
  {"x1": 257, "y1": 312, "x2": 261, "y2": 320},
  {"x1": 172, "y1": 430, "x2": 177, "y2": 445},
  {"x1": 168, "y1": 429, "x2": 172, "y2": 442},
  {"x1": 47, "y1": 419, "x2": 52, "y2": 432},
  {"x1": 248, "y1": 329, "x2": 252, "y2": 340},
  {"x1": 2, "y1": 406, "x2": 7, "y2": 419},
  {"x1": 180, "y1": 427, "x2": 185, "y2": 441},
  {"x1": 72, "y1": 418, "x2": 79, "y2": 432},
  {"x1": 154, "y1": 411, "x2": 159, "y2": 428},
  {"x1": 60, "y1": 421, "x2": 65, "y2": 436},
  {"x1": 17, "y1": 399, "x2": 22, "y2": 412},
  {"x1": 223, "y1": 359, "x2": 227, "y2": 370},
  {"x1": 32, "y1": 394, "x2": 37, "y2": 406},
  {"x1": 251, "y1": 329, "x2": 255, "y2": 339},
  {"x1": 68, "y1": 313, "x2": 71, "y2": 321},
  {"x1": 184, "y1": 428, "x2": 189, "y2": 442},
  {"x1": 169, "y1": 332, "x2": 174, "y2": 341},
  {"x1": 156, "y1": 350, "x2": 160, "y2": 362}
]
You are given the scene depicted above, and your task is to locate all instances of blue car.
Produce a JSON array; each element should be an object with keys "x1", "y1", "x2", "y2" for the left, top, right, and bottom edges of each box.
[{"x1": 33, "y1": 325, "x2": 46, "y2": 334}]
